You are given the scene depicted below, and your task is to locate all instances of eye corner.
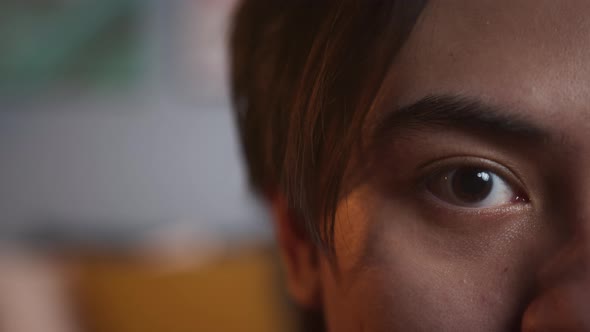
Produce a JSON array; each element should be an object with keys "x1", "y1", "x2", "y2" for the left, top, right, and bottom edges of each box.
[{"x1": 513, "y1": 192, "x2": 530, "y2": 204}]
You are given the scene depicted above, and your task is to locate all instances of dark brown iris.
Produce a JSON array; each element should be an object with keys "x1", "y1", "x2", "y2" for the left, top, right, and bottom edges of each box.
[{"x1": 451, "y1": 168, "x2": 493, "y2": 203}]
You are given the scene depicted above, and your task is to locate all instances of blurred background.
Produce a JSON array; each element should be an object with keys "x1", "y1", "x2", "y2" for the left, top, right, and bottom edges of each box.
[{"x1": 0, "y1": 1, "x2": 296, "y2": 331}]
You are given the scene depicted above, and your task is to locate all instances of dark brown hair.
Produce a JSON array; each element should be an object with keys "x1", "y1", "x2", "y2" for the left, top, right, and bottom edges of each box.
[{"x1": 230, "y1": 1, "x2": 428, "y2": 249}]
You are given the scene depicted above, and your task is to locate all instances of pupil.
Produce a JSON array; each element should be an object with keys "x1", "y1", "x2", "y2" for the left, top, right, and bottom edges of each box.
[{"x1": 451, "y1": 168, "x2": 493, "y2": 203}]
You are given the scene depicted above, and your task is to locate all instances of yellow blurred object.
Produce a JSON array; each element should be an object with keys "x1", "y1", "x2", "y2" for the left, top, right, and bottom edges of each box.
[{"x1": 72, "y1": 247, "x2": 296, "y2": 332}]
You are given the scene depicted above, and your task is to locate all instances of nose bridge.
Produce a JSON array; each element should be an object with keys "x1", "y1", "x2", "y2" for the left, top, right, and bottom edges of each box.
[
  {"x1": 569, "y1": 182, "x2": 590, "y2": 239},
  {"x1": 537, "y1": 221, "x2": 590, "y2": 288},
  {"x1": 554, "y1": 155, "x2": 590, "y2": 241},
  {"x1": 533, "y1": 176, "x2": 590, "y2": 286},
  {"x1": 564, "y1": 189, "x2": 590, "y2": 261},
  {"x1": 540, "y1": 249, "x2": 590, "y2": 316}
]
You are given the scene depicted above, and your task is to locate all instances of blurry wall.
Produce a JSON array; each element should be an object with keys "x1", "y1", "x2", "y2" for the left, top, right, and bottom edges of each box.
[
  {"x1": 0, "y1": 3, "x2": 295, "y2": 332},
  {"x1": 0, "y1": 0, "x2": 268, "y2": 245}
]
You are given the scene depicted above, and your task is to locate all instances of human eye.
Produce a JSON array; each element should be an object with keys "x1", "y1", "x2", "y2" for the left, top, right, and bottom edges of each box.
[{"x1": 423, "y1": 159, "x2": 529, "y2": 209}]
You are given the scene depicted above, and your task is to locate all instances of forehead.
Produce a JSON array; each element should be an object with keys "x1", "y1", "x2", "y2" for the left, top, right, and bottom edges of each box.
[{"x1": 381, "y1": 0, "x2": 590, "y2": 127}]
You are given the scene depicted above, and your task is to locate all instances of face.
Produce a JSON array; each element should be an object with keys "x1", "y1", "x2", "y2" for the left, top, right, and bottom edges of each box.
[{"x1": 274, "y1": 0, "x2": 590, "y2": 331}]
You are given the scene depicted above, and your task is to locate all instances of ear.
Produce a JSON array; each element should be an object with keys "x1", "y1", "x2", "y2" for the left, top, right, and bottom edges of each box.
[{"x1": 268, "y1": 192, "x2": 322, "y2": 309}]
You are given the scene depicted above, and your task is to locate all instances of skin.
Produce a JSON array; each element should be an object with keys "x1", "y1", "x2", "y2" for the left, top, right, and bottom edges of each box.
[{"x1": 272, "y1": 1, "x2": 590, "y2": 331}]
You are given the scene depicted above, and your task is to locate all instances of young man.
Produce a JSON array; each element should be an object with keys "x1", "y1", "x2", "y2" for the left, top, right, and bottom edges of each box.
[{"x1": 230, "y1": 1, "x2": 590, "y2": 331}]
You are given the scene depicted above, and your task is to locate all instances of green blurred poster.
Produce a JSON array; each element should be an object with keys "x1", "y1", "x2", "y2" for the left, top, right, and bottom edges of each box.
[{"x1": 0, "y1": 0, "x2": 144, "y2": 97}]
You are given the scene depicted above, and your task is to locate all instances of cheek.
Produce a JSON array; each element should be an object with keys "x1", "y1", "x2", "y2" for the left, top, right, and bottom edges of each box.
[{"x1": 319, "y1": 189, "x2": 552, "y2": 332}]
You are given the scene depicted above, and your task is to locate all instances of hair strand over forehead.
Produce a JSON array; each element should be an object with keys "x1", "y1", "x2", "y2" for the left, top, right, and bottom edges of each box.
[{"x1": 230, "y1": 0, "x2": 428, "y2": 250}]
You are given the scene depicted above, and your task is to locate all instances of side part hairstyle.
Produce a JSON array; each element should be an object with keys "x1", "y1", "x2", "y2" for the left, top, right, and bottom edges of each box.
[{"x1": 230, "y1": 1, "x2": 428, "y2": 249}]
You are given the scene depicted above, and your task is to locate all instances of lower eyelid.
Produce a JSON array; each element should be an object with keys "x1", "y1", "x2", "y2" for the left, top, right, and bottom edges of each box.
[{"x1": 419, "y1": 187, "x2": 530, "y2": 217}]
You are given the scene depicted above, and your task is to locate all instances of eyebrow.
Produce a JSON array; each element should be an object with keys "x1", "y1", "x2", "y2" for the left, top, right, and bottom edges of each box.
[{"x1": 372, "y1": 94, "x2": 550, "y2": 144}]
